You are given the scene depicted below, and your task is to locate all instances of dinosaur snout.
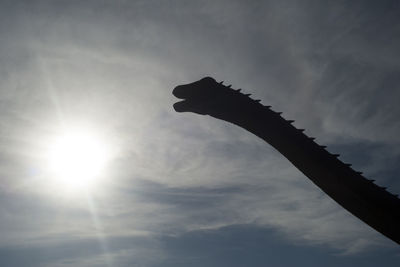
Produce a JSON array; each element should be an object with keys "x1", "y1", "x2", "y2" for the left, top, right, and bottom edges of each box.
[
  {"x1": 173, "y1": 85, "x2": 190, "y2": 113},
  {"x1": 172, "y1": 85, "x2": 187, "y2": 99}
]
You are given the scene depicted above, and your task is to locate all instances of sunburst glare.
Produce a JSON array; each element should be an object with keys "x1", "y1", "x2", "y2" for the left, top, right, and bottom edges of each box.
[{"x1": 45, "y1": 129, "x2": 110, "y2": 190}]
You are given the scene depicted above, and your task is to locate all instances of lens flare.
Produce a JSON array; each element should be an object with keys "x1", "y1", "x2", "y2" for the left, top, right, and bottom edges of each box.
[{"x1": 45, "y1": 130, "x2": 109, "y2": 189}]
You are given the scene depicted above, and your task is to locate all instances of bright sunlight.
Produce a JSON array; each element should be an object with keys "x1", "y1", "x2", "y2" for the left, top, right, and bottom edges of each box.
[{"x1": 45, "y1": 129, "x2": 110, "y2": 190}]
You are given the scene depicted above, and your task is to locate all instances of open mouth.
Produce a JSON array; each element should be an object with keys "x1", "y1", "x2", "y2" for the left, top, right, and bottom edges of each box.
[
  {"x1": 172, "y1": 83, "x2": 210, "y2": 114},
  {"x1": 172, "y1": 85, "x2": 190, "y2": 112}
]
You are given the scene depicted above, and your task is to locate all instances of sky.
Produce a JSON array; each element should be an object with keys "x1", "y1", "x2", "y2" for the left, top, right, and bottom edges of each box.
[{"x1": 0, "y1": 0, "x2": 400, "y2": 266}]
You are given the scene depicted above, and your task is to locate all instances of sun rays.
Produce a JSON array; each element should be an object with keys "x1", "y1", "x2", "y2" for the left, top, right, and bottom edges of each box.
[{"x1": 44, "y1": 127, "x2": 111, "y2": 191}]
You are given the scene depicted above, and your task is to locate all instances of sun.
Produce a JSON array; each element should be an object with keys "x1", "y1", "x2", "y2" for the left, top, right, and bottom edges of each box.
[{"x1": 45, "y1": 130, "x2": 109, "y2": 190}]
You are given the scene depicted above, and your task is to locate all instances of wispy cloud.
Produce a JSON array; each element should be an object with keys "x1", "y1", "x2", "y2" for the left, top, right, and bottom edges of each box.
[{"x1": 0, "y1": 0, "x2": 399, "y2": 265}]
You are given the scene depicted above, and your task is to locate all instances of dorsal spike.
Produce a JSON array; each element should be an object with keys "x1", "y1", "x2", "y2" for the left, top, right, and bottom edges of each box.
[
  {"x1": 368, "y1": 179, "x2": 375, "y2": 182},
  {"x1": 320, "y1": 145, "x2": 327, "y2": 149},
  {"x1": 381, "y1": 186, "x2": 387, "y2": 190},
  {"x1": 236, "y1": 88, "x2": 242, "y2": 92},
  {"x1": 332, "y1": 154, "x2": 340, "y2": 157},
  {"x1": 309, "y1": 137, "x2": 316, "y2": 140},
  {"x1": 276, "y1": 112, "x2": 282, "y2": 115},
  {"x1": 244, "y1": 93, "x2": 251, "y2": 96},
  {"x1": 298, "y1": 129, "x2": 305, "y2": 132},
  {"x1": 219, "y1": 81, "x2": 224, "y2": 84},
  {"x1": 254, "y1": 99, "x2": 261, "y2": 103},
  {"x1": 172, "y1": 77, "x2": 400, "y2": 245},
  {"x1": 227, "y1": 84, "x2": 232, "y2": 88},
  {"x1": 345, "y1": 163, "x2": 352, "y2": 167},
  {"x1": 356, "y1": 171, "x2": 363, "y2": 175},
  {"x1": 287, "y1": 120, "x2": 295, "y2": 123}
]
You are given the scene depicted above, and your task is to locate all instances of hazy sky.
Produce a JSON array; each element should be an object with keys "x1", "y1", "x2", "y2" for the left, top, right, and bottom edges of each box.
[{"x1": 1, "y1": 0, "x2": 400, "y2": 266}]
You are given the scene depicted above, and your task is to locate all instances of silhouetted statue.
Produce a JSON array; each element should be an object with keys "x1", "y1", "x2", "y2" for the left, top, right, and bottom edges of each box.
[{"x1": 173, "y1": 77, "x2": 400, "y2": 245}]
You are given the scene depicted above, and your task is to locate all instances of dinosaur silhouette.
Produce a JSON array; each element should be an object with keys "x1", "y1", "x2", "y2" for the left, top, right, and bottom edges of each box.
[{"x1": 172, "y1": 76, "x2": 400, "y2": 245}]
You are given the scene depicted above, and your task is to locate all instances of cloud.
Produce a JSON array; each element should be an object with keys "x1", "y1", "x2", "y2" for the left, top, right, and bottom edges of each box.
[{"x1": 0, "y1": 1, "x2": 399, "y2": 266}]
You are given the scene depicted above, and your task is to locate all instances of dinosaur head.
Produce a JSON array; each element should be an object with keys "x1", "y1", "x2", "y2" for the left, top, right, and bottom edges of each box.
[{"x1": 173, "y1": 76, "x2": 235, "y2": 115}]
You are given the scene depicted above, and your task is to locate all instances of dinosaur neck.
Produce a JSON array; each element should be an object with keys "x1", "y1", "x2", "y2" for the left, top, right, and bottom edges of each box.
[{"x1": 207, "y1": 99, "x2": 400, "y2": 245}]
